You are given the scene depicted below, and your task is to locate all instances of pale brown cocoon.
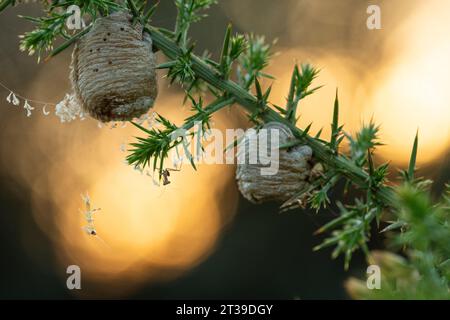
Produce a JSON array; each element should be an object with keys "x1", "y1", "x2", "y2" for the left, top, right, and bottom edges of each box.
[
  {"x1": 236, "y1": 122, "x2": 314, "y2": 203},
  {"x1": 70, "y1": 11, "x2": 158, "y2": 122}
]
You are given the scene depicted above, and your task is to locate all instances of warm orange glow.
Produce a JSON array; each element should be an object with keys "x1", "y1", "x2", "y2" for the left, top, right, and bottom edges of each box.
[
  {"x1": 267, "y1": 42, "x2": 450, "y2": 165},
  {"x1": 266, "y1": 49, "x2": 363, "y2": 139},
  {"x1": 361, "y1": 1, "x2": 450, "y2": 164},
  {"x1": 1, "y1": 0, "x2": 450, "y2": 298},
  {"x1": 223, "y1": 0, "x2": 450, "y2": 165},
  {"x1": 0, "y1": 72, "x2": 239, "y2": 295}
]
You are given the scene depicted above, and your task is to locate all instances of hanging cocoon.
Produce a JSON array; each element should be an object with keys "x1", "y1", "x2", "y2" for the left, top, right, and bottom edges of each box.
[
  {"x1": 236, "y1": 122, "x2": 315, "y2": 203},
  {"x1": 70, "y1": 11, "x2": 158, "y2": 122}
]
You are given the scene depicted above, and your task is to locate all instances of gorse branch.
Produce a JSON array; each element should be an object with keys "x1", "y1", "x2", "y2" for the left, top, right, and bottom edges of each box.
[
  {"x1": 19, "y1": 11, "x2": 72, "y2": 60},
  {"x1": 15, "y1": 0, "x2": 123, "y2": 60},
  {"x1": 126, "y1": 96, "x2": 234, "y2": 175},
  {"x1": 0, "y1": 0, "x2": 394, "y2": 264},
  {"x1": 174, "y1": 0, "x2": 216, "y2": 48},
  {"x1": 7, "y1": 0, "x2": 397, "y2": 265},
  {"x1": 347, "y1": 184, "x2": 450, "y2": 299},
  {"x1": 137, "y1": 10, "x2": 398, "y2": 266},
  {"x1": 0, "y1": 0, "x2": 14, "y2": 13},
  {"x1": 146, "y1": 25, "x2": 396, "y2": 204},
  {"x1": 285, "y1": 64, "x2": 321, "y2": 124}
]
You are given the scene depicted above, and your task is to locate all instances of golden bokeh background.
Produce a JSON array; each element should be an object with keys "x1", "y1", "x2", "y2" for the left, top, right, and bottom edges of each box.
[
  {"x1": 0, "y1": 0, "x2": 449, "y2": 297},
  {"x1": 220, "y1": 0, "x2": 450, "y2": 164},
  {"x1": 0, "y1": 65, "x2": 240, "y2": 296}
]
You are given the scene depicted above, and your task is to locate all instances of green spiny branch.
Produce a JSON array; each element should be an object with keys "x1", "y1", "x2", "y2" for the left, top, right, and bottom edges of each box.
[
  {"x1": 2, "y1": 0, "x2": 448, "y2": 291},
  {"x1": 0, "y1": 0, "x2": 14, "y2": 13},
  {"x1": 127, "y1": 96, "x2": 234, "y2": 176},
  {"x1": 146, "y1": 25, "x2": 396, "y2": 205}
]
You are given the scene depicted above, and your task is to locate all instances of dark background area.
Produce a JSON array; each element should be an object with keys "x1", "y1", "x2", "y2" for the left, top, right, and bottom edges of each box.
[{"x1": 0, "y1": 177, "x2": 373, "y2": 299}]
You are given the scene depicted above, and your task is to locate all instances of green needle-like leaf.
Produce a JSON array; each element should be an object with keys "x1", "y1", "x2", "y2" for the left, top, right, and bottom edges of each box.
[
  {"x1": 408, "y1": 130, "x2": 419, "y2": 182},
  {"x1": 126, "y1": 0, "x2": 140, "y2": 18},
  {"x1": 330, "y1": 89, "x2": 340, "y2": 152},
  {"x1": 47, "y1": 26, "x2": 92, "y2": 60}
]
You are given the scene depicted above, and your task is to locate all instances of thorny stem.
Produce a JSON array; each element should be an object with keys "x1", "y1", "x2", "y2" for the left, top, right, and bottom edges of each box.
[
  {"x1": 146, "y1": 26, "x2": 396, "y2": 207},
  {"x1": 2, "y1": 2, "x2": 449, "y2": 293},
  {"x1": 0, "y1": 0, "x2": 13, "y2": 12},
  {"x1": 181, "y1": 96, "x2": 234, "y2": 131}
]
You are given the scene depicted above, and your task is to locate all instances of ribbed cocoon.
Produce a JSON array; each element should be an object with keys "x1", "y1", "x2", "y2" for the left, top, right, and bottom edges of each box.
[
  {"x1": 236, "y1": 122, "x2": 314, "y2": 203},
  {"x1": 70, "y1": 11, "x2": 158, "y2": 122}
]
